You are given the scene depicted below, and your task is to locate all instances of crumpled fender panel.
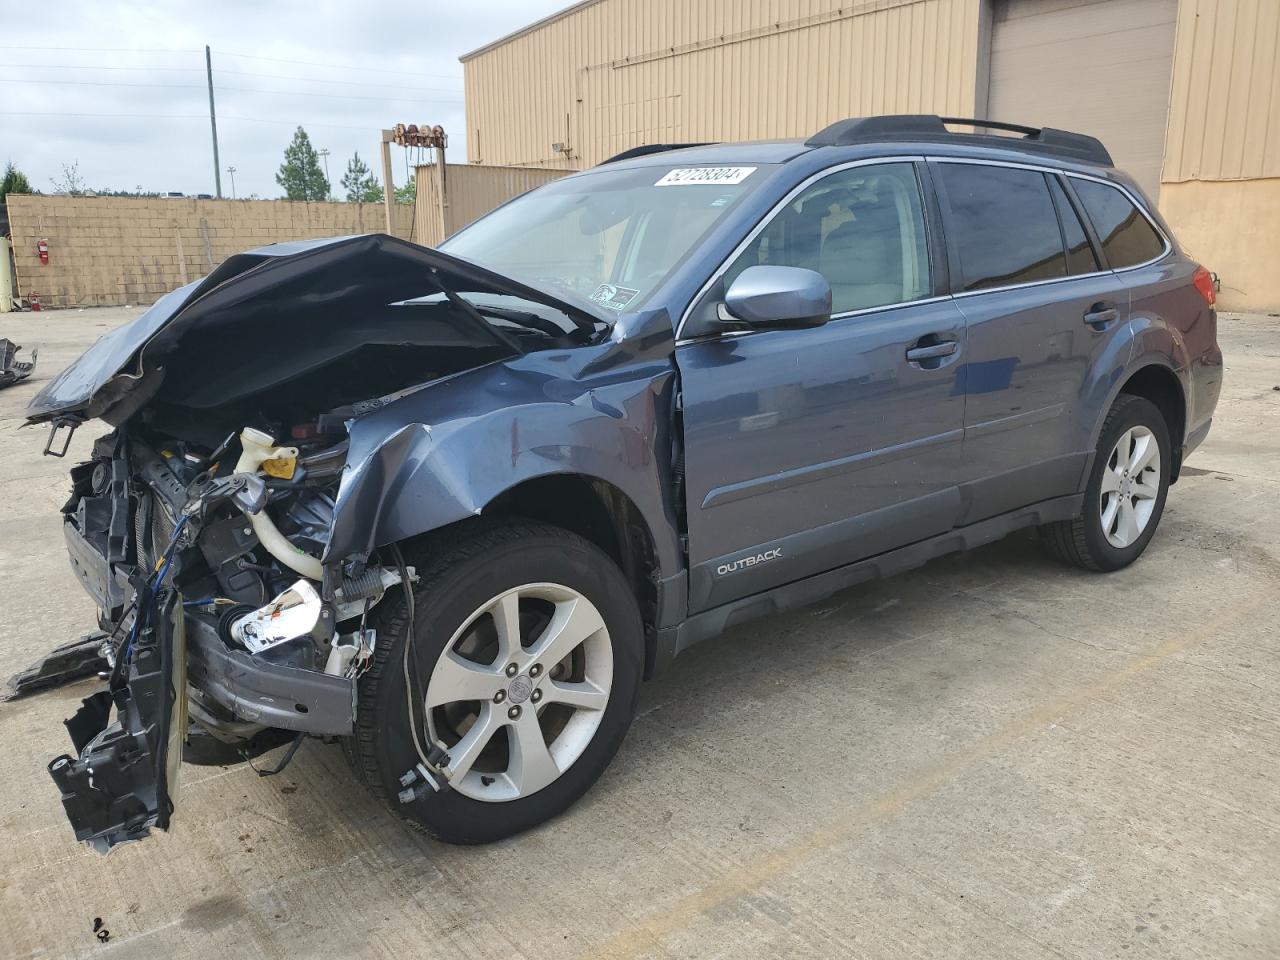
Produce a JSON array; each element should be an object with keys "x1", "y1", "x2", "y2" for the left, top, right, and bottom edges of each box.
[{"x1": 326, "y1": 317, "x2": 684, "y2": 579}]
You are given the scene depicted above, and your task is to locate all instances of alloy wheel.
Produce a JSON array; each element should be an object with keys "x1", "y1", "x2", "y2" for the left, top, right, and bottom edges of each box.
[
  {"x1": 424, "y1": 583, "x2": 613, "y2": 802},
  {"x1": 1099, "y1": 425, "x2": 1161, "y2": 548}
]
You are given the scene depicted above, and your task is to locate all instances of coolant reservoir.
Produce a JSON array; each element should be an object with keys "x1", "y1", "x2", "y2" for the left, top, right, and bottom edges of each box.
[{"x1": 234, "y1": 428, "x2": 323, "y2": 580}]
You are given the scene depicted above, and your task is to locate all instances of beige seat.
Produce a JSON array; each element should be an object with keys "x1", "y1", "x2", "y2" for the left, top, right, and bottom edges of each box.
[{"x1": 819, "y1": 194, "x2": 904, "y2": 313}]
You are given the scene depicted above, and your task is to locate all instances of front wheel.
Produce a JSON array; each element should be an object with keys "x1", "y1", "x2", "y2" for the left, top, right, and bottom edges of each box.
[
  {"x1": 346, "y1": 521, "x2": 643, "y2": 843},
  {"x1": 1041, "y1": 394, "x2": 1171, "y2": 572}
]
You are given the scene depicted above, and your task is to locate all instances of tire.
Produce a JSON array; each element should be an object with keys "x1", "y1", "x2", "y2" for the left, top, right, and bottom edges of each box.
[
  {"x1": 346, "y1": 520, "x2": 643, "y2": 843},
  {"x1": 1041, "y1": 394, "x2": 1171, "y2": 572}
]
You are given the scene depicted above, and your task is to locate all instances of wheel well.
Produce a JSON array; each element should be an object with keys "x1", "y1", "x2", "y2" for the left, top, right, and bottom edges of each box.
[
  {"x1": 483, "y1": 474, "x2": 660, "y2": 646},
  {"x1": 1119, "y1": 365, "x2": 1186, "y2": 480}
]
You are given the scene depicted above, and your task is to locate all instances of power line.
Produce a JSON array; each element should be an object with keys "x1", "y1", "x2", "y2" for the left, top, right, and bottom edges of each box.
[
  {"x1": 0, "y1": 77, "x2": 461, "y2": 102},
  {"x1": 218, "y1": 67, "x2": 460, "y2": 88},
  {"x1": 0, "y1": 110, "x2": 399, "y2": 133},
  {"x1": 0, "y1": 45, "x2": 200, "y2": 53},
  {"x1": 0, "y1": 63, "x2": 209, "y2": 72},
  {"x1": 0, "y1": 44, "x2": 467, "y2": 83},
  {"x1": 0, "y1": 78, "x2": 210, "y2": 90},
  {"x1": 0, "y1": 111, "x2": 207, "y2": 119},
  {"x1": 223, "y1": 84, "x2": 461, "y2": 103},
  {"x1": 216, "y1": 49, "x2": 463, "y2": 82},
  {"x1": 0, "y1": 64, "x2": 463, "y2": 89}
]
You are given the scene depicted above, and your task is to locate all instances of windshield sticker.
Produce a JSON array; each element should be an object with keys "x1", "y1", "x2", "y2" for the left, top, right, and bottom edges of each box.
[
  {"x1": 589, "y1": 283, "x2": 641, "y2": 311},
  {"x1": 655, "y1": 166, "x2": 756, "y2": 187}
]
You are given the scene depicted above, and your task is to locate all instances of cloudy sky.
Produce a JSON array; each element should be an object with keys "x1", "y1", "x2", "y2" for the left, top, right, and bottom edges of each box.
[{"x1": 3, "y1": 0, "x2": 568, "y2": 199}]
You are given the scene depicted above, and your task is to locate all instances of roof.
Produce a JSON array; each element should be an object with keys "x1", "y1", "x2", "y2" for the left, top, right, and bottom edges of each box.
[
  {"x1": 459, "y1": 0, "x2": 604, "y2": 63},
  {"x1": 594, "y1": 117, "x2": 1116, "y2": 171}
]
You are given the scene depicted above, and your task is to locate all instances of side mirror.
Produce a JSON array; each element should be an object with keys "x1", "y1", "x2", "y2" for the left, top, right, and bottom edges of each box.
[{"x1": 722, "y1": 265, "x2": 832, "y2": 330}]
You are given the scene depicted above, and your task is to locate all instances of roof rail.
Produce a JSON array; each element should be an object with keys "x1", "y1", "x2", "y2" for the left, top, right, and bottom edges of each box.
[
  {"x1": 598, "y1": 142, "x2": 714, "y2": 165},
  {"x1": 805, "y1": 115, "x2": 1112, "y2": 166}
]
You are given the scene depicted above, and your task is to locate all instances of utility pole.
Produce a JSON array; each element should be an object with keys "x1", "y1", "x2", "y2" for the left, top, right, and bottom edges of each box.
[
  {"x1": 380, "y1": 130, "x2": 395, "y2": 234},
  {"x1": 206, "y1": 45, "x2": 223, "y2": 199},
  {"x1": 318, "y1": 148, "x2": 331, "y2": 198},
  {"x1": 226, "y1": 166, "x2": 237, "y2": 199}
]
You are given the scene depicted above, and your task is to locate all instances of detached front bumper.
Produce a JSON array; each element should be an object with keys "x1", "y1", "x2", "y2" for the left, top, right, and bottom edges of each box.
[
  {"x1": 48, "y1": 591, "x2": 187, "y2": 854},
  {"x1": 48, "y1": 597, "x2": 355, "y2": 853},
  {"x1": 50, "y1": 518, "x2": 354, "y2": 852}
]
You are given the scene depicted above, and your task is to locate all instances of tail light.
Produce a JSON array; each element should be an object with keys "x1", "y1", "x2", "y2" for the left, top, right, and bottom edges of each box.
[{"x1": 1192, "y1": 265, "x2": 1217, "y2": 306}]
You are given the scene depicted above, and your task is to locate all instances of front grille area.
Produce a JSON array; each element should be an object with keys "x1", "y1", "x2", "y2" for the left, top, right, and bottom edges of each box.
[{"x1": 133, "y1": 488, "x2": 176, "y2": 573}]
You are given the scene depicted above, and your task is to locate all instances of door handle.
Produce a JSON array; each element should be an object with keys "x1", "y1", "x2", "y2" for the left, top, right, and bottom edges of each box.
[
  {"x1": 1083, "y1": 302, "x2": 1119, "y2": 329},
  {"x1": 905, "y1": 340, "x2": 958, "y2": 362}
]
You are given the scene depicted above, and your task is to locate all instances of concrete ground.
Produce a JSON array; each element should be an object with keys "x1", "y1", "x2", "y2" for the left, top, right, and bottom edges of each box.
[{"x1": 0, "y1": 305, "x2": 1277, "y2": 960}]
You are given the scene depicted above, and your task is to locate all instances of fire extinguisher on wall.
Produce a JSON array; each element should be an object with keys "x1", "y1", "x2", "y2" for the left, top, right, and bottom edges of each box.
[{"x1": 37, "y1": 239, "x2": 49, "y2": 264}]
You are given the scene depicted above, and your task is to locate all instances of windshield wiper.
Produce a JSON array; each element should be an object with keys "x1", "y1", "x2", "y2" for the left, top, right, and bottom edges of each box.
[
  {"x1": 427, "y1": 270, "x2": 599, "y2": 346},
  {"x1": 472, "y1": 304, "x2": 592, "y2": 341},
  {"x1": 427, "y1": 269, "x2": 523, "y2": 354}
]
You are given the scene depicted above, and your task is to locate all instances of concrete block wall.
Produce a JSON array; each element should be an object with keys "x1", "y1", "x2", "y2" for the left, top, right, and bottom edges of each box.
[{"x1": 4, "y1": 195, "x2": 414, "y2": 308}]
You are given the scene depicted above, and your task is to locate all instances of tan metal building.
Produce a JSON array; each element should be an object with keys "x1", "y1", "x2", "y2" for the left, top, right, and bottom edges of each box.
[{"x1": 460, "y1": 0, "x2": 1280, "y2": 311}]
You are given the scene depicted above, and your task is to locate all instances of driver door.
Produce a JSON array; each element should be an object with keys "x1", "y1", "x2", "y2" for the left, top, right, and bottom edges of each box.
[{"x1": 675, "y1": 160, "x2": 969, "y2": 612}]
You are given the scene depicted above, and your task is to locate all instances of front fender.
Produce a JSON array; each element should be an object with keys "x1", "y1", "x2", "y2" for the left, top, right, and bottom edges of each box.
[{"x1": 325, "y1": 349, "x2": 682, "y2": 577}]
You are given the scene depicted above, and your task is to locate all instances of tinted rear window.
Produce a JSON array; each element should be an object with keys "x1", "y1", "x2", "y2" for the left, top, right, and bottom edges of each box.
[
  {"x1": 939, "y1": 164, "x2": 1066, "y2": 291},
  {"x1": 1072, "y1": 179, "x2": 1165, "y2": 268}
]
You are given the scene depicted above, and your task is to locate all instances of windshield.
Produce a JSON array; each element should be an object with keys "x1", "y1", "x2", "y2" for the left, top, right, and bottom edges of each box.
[{"x1": 439, "y1": 162, "x2": 777, "y2": 313}]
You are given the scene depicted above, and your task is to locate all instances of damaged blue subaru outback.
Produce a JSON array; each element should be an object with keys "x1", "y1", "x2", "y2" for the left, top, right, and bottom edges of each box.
[{"x1": 28, "y1": 116, "x2": 1222, "y2": 851}]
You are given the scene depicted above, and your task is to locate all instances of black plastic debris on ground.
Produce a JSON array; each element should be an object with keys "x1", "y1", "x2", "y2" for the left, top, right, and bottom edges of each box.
[
  {"x1": 0, "y1": 338, "x2": 37, "y2": 389},
  {"x1": 4, "y1": 633, "x2": 110, "y2": 701}
]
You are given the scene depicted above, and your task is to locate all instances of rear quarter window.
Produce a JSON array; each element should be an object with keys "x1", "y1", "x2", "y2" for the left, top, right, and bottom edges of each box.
[
  {"x1": 1048, "y1": 176, "x2": 1099, "y2": 276},
  {"x1": 1072, "y1": 179, "x2": 1166, "y2": 268}
]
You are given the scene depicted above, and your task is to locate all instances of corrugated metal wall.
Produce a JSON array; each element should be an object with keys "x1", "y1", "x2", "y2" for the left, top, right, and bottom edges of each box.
[
  {"x1": 1163, "y1": 0, "x2": 1280, "y2": 182},
  {"x1": 462, "y1": 0, "x2": 985, "y2": 169},
  {"x1": 414, "y1": 163, "x2": 568, "y2": 246}
]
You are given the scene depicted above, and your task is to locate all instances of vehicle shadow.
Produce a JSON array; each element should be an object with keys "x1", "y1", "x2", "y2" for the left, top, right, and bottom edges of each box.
[{"x1": 222, "y1": 529, "x2": 1069, "y2": 859}]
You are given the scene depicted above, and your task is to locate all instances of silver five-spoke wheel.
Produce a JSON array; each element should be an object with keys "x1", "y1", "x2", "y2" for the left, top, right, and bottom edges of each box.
[
  {"x1": 425, "y1": 583, "x2": 613, "y2": 802},
  {"x1": 1100, "y1": 424, "x2": 1161, "y2": 548}
]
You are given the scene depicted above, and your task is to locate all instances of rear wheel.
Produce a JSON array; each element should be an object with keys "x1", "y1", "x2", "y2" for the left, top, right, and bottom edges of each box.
[
  {"x1": 1041, "y1": 394, "x2": 1171, "y2": 572},
  {"x1": 347, "y1": 521, "x2": 643, "y2": 843}
]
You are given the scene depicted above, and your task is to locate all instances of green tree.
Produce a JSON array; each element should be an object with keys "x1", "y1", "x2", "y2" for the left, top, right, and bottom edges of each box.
[
  {"x1": 340, "y1": 152, "x2": 383, "y2": 203},
  {"x1": 275, "y1": 127, "x2": 330, "y2": 201},
  {"x1": 394, "y1": 176, "x2": 416, "y2": 205},
  {"x1": 1, "y1": 161, "x2": 33, "y2": 201}
]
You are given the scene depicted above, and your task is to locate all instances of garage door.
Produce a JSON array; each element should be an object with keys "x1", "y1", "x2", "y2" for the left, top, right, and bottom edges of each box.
[{"x1": 986, "y1": 0, "x2": 1178, "y2": 200}]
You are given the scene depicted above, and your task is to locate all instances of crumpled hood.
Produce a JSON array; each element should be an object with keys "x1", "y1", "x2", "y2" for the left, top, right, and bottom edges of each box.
[{"x1": 26, "y1": 233, "x2": 606, "y2": 424}]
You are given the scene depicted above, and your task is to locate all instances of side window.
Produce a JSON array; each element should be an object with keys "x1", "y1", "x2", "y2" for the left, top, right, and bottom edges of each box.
[
  {"x1": 723, "y1": 162, "x2": 930, "y2": 314},
  {"x1": 1071, "y1": 179, "x2": 1165, "y2": 268},
  {"x1": 939, "y1": 163, "x2": 1066, "y2": 290},
  {"x1": 1049, "y1": 176, "x2": 1100, "y2": 275}
]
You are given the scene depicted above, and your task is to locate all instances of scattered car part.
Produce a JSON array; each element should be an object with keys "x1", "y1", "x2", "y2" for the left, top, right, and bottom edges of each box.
[
  {"x1": 47, "y1": 590, "x2": 186, "y2": 854},
  {"x1": 4, "y1": 633, "x2": 111, "y2": 701},
  {"x1": 230, "y1": 579, "x2": 326, "y2": 654},
  {"x1": 0, "y1": 338, "x2": 37, "y2": 389},
  {"x1": 182, "y1": 722, "x2": 296, "y2": 766}
]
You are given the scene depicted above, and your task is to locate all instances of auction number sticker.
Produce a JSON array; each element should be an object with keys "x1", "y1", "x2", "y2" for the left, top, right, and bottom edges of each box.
[
  {"x1": 590, "y1": 283, "x2": 642, "y2": 311},
  {"x1": 655, "y1": 166, "x2": 756, "y2": 186}
]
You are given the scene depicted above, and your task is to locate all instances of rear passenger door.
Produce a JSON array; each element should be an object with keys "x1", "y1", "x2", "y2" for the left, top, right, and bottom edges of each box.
[{"x1": 932, "y1": 160, "x2": 1130, "y2": 525}]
